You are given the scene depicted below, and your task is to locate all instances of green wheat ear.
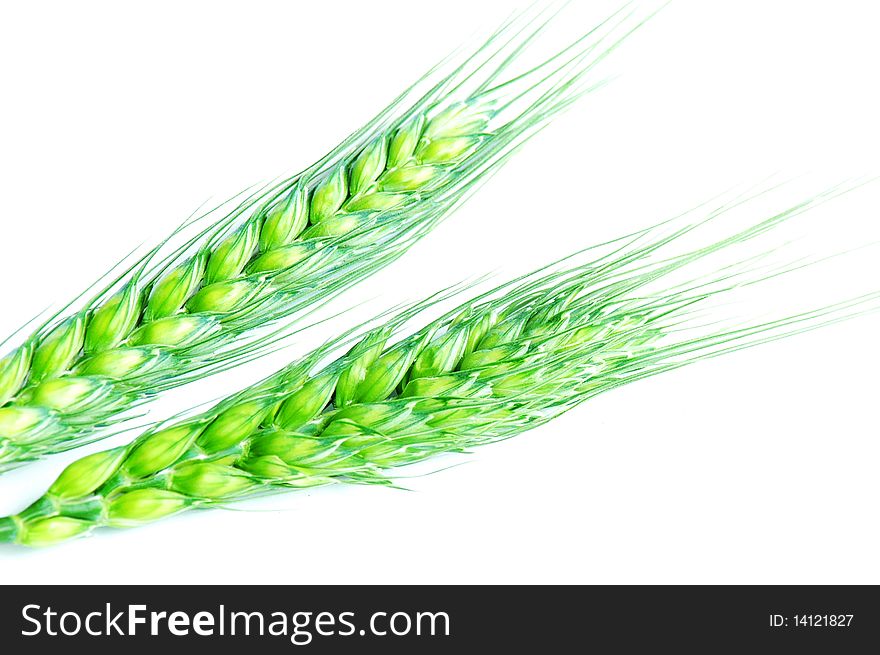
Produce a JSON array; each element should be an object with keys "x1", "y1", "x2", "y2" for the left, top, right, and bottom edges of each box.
[
  {"x1": 4, "y1": 186, "x2": 876, "y2": 547},
  {"x1": 0, "y1": 5, "x2": 655, "y2": 472}
]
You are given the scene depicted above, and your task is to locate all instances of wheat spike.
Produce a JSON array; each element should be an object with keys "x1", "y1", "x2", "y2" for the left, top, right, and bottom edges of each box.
[
  {"x1": 0, "y1": 6, "x2": 648, "y2": 472},
  {"x1": 3, "y1": 187, "x2": 875, "y2": 546}
]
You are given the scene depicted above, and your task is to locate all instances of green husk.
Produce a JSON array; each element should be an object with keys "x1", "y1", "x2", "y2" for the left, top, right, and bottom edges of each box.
[
  {"x1": 4, "y1": 187, "x2": 876, "y2": 546},
  {"x1": 0, "y1": 5, "x2": 652, "y2": 471}
]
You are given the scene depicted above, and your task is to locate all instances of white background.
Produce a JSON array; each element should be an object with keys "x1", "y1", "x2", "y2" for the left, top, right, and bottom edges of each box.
[{"x1": 0, "y1": 0, "x2": 878, "y2": 584}]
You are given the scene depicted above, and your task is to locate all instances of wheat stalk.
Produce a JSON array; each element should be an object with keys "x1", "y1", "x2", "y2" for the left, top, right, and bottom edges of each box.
[
  {"x1": 4, "y1": 187, "x2": 875, "y2": 546},
  {"x1": 0, "y1": 6, "x2": 649, "y2": 472}
]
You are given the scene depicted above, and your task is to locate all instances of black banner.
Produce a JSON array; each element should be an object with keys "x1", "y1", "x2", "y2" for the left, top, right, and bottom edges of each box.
[{"x1": 1, "y1": 585, "x2": 877, "y2": 652}]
